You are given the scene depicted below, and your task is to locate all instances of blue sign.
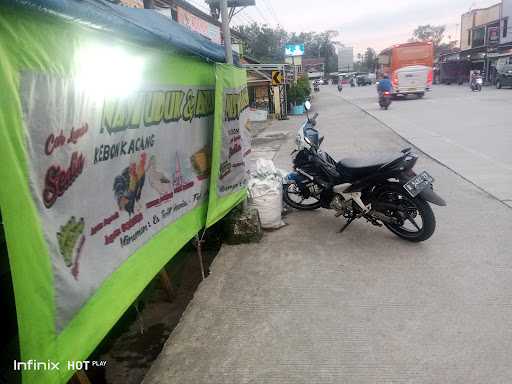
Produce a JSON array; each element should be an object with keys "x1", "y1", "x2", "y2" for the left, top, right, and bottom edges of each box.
[{"x1": 285, "y1": 44, "x2": 304, "y2": 57}]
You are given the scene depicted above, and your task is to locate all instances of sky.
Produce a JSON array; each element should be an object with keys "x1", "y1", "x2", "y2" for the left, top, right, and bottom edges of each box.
[{"x1": 230, "y1": 0, "x2": 500, "y2": 54}]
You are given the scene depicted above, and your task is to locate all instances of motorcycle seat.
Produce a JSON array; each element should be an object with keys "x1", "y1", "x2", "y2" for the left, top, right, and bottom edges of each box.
[{"x1": 336, "y1": 153, "x2": 403, "y2": 180}]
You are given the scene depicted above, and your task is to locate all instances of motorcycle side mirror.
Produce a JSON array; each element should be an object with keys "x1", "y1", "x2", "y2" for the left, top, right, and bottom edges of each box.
[{"x1": 304, "y1": 101, "x2": 311, "y2": 111}]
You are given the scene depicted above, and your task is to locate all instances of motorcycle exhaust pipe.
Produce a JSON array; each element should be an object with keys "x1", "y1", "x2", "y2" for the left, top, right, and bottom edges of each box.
[{"x1": 370, "y1": 211, "x2": 398, "y2": 224}]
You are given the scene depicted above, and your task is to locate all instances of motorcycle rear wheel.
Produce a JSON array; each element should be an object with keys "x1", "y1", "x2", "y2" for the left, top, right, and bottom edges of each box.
[
  {"x1": 283, "y1": 182, "x2": 322, "y2": 210},
  {"x1": 376, "y1": 184, "x2": 436, "y2": 242}
]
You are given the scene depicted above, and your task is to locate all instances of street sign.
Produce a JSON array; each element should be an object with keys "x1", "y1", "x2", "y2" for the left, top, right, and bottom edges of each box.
[{"x1": 272, "y1": 71, "x2": 283, "y2": 85}]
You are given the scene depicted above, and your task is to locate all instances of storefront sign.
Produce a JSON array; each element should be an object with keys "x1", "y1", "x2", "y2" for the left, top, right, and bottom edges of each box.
[
  {"x1": 119, "y1": 0, "x2": 144, "y2": 8},
  {"x1": 177, "y1": 7, "x2": 221, "y2": 44},
  {"x1": 487, "y1": 26, "x2": 499, "y2": 45}
]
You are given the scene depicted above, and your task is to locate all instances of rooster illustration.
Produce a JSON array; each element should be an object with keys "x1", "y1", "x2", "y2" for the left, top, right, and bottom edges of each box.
[{"x1": 113, "y1": 152, "x2": 147, "y2": 216}]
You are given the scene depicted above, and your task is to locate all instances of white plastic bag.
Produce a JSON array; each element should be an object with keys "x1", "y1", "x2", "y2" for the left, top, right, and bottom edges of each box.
[{"x1": 248, "y1": 159, "x2": 286, "y2": 229}]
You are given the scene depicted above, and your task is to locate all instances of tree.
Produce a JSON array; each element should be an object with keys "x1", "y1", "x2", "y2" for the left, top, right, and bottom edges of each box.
[
  {"x1": 411, "y1": 24, "x2": 446, "y2": 53},
  {"x1": 288, "y1": 30, "x2": 339, "y2": 73},
  {"x1": 235, "y1": 24, "x2": 339, "y2": 73},
  {"x1": 235, "y1": 23, "x2": 288, "y2": 63},
  {"x1": 353, "y1": 48, "x2": 377, "y2": 73},
  {"x1": 363, "y1": 48, "x2": 377, "y2": 73},
  {"x1": 437, "y1": 40, "x2": 459, "y2": 56}
]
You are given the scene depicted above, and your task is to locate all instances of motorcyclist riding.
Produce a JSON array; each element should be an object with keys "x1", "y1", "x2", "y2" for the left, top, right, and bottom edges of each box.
[
  {"x1": 470, "y1": 70, "x2": 483, "y2": 91},
  {"x1": 377, "y1": 74, "x2": 393, "y2": 95},
  {"x1": 377, "y1": 74, "x2": 393, "y2": 109}
]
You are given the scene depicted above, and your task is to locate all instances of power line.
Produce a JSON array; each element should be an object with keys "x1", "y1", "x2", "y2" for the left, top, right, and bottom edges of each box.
[
  {"x1": 236, "y1": 9, "x2": 256, "y2": 24},
  {"x1": 261, "y1": 0, "x2": 281, "y2": 26},
  {"x1": 184, "y1": 0, "x2": 210, "y2": 14},
  {"x1": 232, "y1": 12, "x2": 252, "y2": 25},
  {"x1": 253, "y1": 4, "x2": 271, "y2": 25},
  {"x1": 238, "y1": 8, "x2": 259, "y2": 25}
]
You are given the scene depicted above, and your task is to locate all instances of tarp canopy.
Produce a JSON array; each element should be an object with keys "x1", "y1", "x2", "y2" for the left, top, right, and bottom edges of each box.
[
  {"x1": 4, "y1": 0, "x2": 237, "y2": 63},
  {"x1": 0, "y1": 4, "x2": 245, "y2": 383}
]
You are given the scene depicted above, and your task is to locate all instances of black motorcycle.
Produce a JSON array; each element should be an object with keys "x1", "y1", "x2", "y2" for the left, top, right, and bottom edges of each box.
[
  {"x1": 283, "y1": 102, "x2": 446, "y2": 242},
  {"x1": 379, "y1": 91, "x2": 392, "y2": 110}
]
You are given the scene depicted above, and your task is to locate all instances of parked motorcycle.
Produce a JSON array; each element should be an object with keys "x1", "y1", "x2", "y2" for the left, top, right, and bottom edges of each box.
[
  {"x1": 379, "y1": 91, "x2": 392, "y2": 110},
  {"x1": 283, "y1": 101, "x2": 446, "y2": 242}
]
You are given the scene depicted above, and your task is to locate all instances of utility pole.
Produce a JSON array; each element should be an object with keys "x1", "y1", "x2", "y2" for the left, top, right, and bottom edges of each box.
[
  {"x1": 220, "y1": 0, "x2": 233, "y2": 64},
  {"x1": 209, "y1": 0, "x2": 254, "y2": 64}
]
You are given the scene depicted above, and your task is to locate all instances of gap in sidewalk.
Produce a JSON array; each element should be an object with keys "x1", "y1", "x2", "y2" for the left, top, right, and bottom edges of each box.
[{"x1": 82, "y1": 225, "x2": 223, "y2": 384}]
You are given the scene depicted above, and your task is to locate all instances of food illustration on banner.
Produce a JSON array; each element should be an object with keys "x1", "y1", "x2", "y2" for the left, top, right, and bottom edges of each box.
[
  {"x1": 172, "y1": 151, "x2": 195, "y2": 193},
  {"x1": 147, "y1": 155, "x2": 172, "y2": 195},
  {"x1": 190, "y1": 145, "x2": 210, "y2": 181},
  {"x1": 56, "y1": 216, "x2": 86, "y2": 280}
]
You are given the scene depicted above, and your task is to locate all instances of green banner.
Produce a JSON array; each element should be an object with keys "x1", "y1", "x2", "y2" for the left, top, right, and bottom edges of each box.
[
  {"x1": 0, "y1": 8, "x2": 220, "y2": 384},
  {"x1": 206, "y1": 64, "x2": 250, "y2": 228}
]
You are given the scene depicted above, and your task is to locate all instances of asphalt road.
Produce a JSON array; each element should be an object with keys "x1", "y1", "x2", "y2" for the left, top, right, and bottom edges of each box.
[
  {"x1": 338, "y1": 83, "x2": 512, "y2": 207},
  {"x1": 144, "y1": 87, "x2": 512, "y2": 384}
]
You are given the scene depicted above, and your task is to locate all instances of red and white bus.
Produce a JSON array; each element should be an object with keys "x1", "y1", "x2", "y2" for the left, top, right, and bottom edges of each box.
[{"x1": 377, "y1": 41, "x2": 434, "y2": 97}]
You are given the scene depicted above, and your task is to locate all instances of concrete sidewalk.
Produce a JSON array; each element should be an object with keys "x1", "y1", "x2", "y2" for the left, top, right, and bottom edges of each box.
[{"x1": 143, "y1": 94, "x2": 512, "y2": 384}]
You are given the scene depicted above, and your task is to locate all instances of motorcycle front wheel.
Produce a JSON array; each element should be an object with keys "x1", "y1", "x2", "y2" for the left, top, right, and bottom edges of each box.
[
  {"x1": 283, "y1": 182, "x2": 322, "y2": 210},
  {"x1": 376, "y1": 184, "x2": 436, "y2": 242}
]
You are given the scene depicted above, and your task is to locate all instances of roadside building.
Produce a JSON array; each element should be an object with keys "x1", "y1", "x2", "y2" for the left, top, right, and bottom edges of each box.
[
  {"x1": 459, "y1": 2, "x2": 502, "y2": 83},
  {"x1": 240, "y1": 56, "x2": 271, "y2": 120},
  {"x1": 303, "y1": 57, "x2": 326, "y2": 80},
  {"x1": 489, "y1": 0, "x2": 512, "y2": 81},
  {"x1": 501, "y1": 0, "x2": 512, "y2": 49},
  {"x1": 338, "y1": 46, "x2": 354, "y2": 72},
  {"x1": 437, "y1": 52, "x2": 470, "y2": 84}
]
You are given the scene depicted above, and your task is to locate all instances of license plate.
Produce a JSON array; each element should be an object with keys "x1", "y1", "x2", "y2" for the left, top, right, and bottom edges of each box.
[{"x1": 403, "y1": 171, "x2": 434, "y2": 197}]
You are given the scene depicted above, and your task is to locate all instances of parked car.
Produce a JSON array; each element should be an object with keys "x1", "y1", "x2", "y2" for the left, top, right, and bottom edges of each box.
[
  {"x1": 496, "y1": 67, "x2": 512, "y2": 89},
  {"x1": 356, "y1": 75, "x2": 372, "y2": 86},
  {"x1": 495, "y1": 57, "x2": 512, "y2": 89}
]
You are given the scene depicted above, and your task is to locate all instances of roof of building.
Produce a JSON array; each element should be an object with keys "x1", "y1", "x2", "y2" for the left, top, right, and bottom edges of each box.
[
  {"x1": 302, "y1": 57, "x2": 326, "y2": 65},
  {"x1": 4, "y1": 0, "x2": 235, "y2": 63},
  {"x1": 461, "y1": 2, "x2": 501, "y2": 17}
]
